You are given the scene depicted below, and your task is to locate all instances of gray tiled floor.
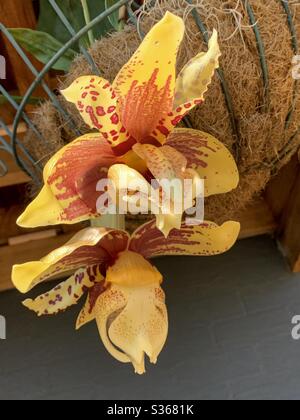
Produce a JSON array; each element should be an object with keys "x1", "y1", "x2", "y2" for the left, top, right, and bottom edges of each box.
[{"x1": 1, "y1": 235, "x2": 300, "y2": 400}]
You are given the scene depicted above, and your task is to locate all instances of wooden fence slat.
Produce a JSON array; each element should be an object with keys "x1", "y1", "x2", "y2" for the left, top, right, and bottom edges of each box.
[
  {"x1": 0, "y1": 0, "x2": 46, "y2": 95},
  {"x1": 279, "y1": 168, "x2": 300, "y2": 272},
  {"x1": 266, "y1": 155, "x2": 300, "y2": 272}
]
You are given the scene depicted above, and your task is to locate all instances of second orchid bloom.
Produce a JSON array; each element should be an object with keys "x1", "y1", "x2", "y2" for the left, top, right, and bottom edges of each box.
[{"x1": 13, "y1": 219, "x2": 240, "y2": 374}]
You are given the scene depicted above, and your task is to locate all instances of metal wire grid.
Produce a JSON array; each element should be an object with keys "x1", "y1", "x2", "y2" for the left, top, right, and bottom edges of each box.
[
  {"x1": 0, "y1": 0, "x2": 298, "y2": 186},
  {"x1": 0, "y1": 0, "x2": 131, "y2": 184}
]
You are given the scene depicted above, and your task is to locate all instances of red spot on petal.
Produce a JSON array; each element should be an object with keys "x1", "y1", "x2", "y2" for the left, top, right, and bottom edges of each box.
[
  {"x1": 110, "y1": 113, "x2": 119, "y2": 125},
  {"x1": 157, "y1": 125, "x2": 170, "y2": 136},
  {"x1": 120, "y1": 126, "x2": 126, "y2": 133},
  {"x1": 86, "y1": 106, "x2": 103, "y2": 130},
  {"x1": 171, "y1": 116, "x2": 183, "y2": 126},
  {"x1": 81, "y1": 92, "x2": 88, "y2": 99},
  {"x1": 184, "y1": 103, "x2": 192, "y2": 109},
  {"x1": 96, "y1": 106, "x2": 106, "y2": 116},
  {"x1": 107, "y1": 106, "x2": 116, "y2": 114}
]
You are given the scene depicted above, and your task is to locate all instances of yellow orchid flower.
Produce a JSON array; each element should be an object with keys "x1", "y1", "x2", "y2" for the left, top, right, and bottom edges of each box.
[
  {"x1": 17, "y1": 12, "x2": 239, "y2": 237},
  {"x1": 12, "y1": 219, "x2": 240, "y2": 374}
]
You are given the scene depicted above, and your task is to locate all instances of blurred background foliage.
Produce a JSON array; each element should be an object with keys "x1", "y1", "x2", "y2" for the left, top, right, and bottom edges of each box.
[
  {"x1": 8, "y1": 0, "x2": 124, "y2": 72},
  {"x1": 37, "y1": 0, "x2": 117, "y2": 47}
]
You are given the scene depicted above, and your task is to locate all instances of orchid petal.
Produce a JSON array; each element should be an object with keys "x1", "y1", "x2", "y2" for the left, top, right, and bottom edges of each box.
[
  {"x1": 175, "y1": 29, "x2": 220, "y2": 107},
  {"x1": 105, "y1": 251, "x2": 162, "y2": 287},
  {"x1": 108, "y1": 163, "x2": 151, "y2": 195},
  {"x1": 133, "y1": 144, "x2": 201, "y2": 202},
  {"x1": 108, "y1": 163, "x2": 192, "y2": 238},
  {"x1": 152, "y1": 30, "x2": 221, "y2": 144},
  {"x1": 112, "y1": 12, "x2": 184, "y2": 142},
  {"x1": 94, "y1": 251, "x2": 167, "y2": 374},
  {"x1": 76, "y1": 296, "x2": 96, "y2": 330},
  {"x1": 94, "y1": 284, "x2": 131, "y2": 365},
  {"x1": 61, "y1": 76, "x2": 129, "y2": 148},
  {"x1": 12, "y1": 227, "x2": 129, "y2": 293},
  {"x1": 133, "y1": 143, "x2": 187, "y2": 181},
  {"x1": 76, "y1": 281, "x2": 107, "y2": 330},
  {"x1": 107, "y1": 163, "x2": 153, "y2": 211},
  {"x1": 132, "y1": 144, "x2": 202, "y2": 237},
  {"x1": 23, "y1": 266, "x2": 102, "y2": 316},
  {"x1": 167, "y1": 128, "x2": 239, "y2": 197},
  {"x1": 129, "y1": 219, "x2": 241, "y2": 259},
  {"x1": 17, "y1": 134, "x2": 117, "y2": 228},
  {"x1": 155, "y1": 213, "x2": 183, "y2": 239},
  {"x1": 119, "y1": 149, "x2": 149, "y2": 175}
]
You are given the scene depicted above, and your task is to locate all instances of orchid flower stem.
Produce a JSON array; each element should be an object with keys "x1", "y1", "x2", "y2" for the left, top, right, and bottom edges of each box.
[
  {"x1": 81, "y1": 0, "x2": 95, "y2": 46},
  {"x1": 91, "y1": 215, "x2": 125, "y2": 230}
]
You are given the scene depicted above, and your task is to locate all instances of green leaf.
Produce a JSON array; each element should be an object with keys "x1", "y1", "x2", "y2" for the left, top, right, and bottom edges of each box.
[
  {"x1": 81, "y1": 0, "x2": 95, "y2": 46},
  {"x1": 0, "y1": 95, "x2": 44, "y2": 106},
  {"x1": 9, "y1": 28, "x2": 77, "y2": 71},
  {"x1": 105, "y1": 0, "x2": 120, "y2": 31},
  {"x1": 37, "y1": 0, "x2": 114, "y2": 52}
]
